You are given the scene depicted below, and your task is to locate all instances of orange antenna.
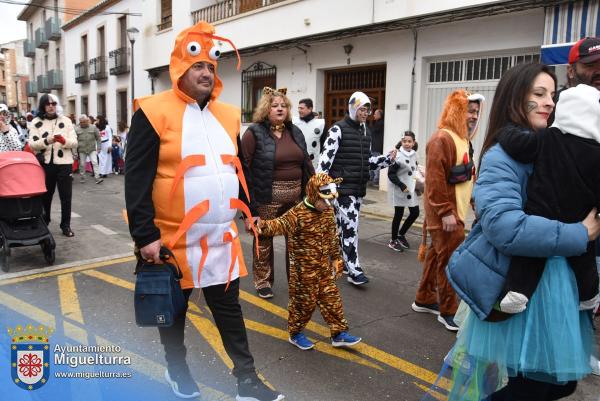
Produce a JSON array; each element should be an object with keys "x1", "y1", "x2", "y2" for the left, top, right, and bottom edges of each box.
[{"x1": 209, "y1": 34, "x2": 241, "y2": 70}]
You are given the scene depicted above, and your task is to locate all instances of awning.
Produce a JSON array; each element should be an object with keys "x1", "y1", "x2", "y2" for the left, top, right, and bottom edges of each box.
[{"x1": 542, "y1": 0, "x2": 599, "y2": 64}]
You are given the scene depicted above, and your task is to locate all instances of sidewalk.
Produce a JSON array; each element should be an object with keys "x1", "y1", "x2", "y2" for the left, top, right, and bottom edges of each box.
[{"x1": 360, "y1": 184, "x2": 476, "y2": 229}]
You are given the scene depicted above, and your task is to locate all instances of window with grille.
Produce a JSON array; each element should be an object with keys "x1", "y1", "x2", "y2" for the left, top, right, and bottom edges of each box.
[
  {"x1": 158, "y1": 0, "x2": 172, "y2": 31},
  {"x1": 428, "y1": 53, "x2": 540, "y2": 83},
  {"x1": 241, "y1": 62, "x2": 276, "y2": 123}
]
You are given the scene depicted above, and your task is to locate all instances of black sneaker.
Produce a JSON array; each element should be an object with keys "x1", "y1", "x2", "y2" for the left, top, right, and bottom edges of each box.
[
  {"x1": 347, "y1": 272, "x2": 369, "y2": 285},
  {"x1": 165, "y1": 368, "x2": 201, "y2": 399},
  {"x1": 388, "y1": 239, "x2": 404, "y2": 252},
  {"x1": 257, "y1": 287, "x2": 274, "y2": 299},
  {"x1": 236, "y1": 375, "x2": 284, "y2": 401},
  {"x1": 411, "y1": 301, "x2": 440, "y2": 315},
  {"x1": 397, "y1": 235, "x2": 410, "y2": 249},
  {"x1": 437, "y1": 315, "x2": 459, "y2": 332}
]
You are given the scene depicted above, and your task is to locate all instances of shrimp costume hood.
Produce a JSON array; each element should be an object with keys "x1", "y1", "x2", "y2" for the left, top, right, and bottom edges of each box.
[{"x1": 134, "y1": 21, "x2": 252, "y2": 289}]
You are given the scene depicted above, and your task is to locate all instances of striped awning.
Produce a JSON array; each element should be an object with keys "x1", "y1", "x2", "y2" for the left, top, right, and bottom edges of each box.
[{"x1": 542, "y1": 0, "x2": 600, "y2": 64}]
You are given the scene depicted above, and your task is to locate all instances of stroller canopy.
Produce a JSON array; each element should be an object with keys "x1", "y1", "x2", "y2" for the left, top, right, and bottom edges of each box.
[{"x1": 0, "y1": 151, "x2": 46, "y2": 197}]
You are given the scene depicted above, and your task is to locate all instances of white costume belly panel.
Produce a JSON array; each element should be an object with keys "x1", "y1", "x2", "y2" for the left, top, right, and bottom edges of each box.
[
  {"x1": 181, "y1": 104, "x2": 240, "y2": 287},
  {"x1": 294, "y1": 117, "x2": 325, "y2": 170}
]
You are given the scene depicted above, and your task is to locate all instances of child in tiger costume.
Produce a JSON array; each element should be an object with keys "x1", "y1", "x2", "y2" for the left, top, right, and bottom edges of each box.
[{"x1": 258, "y1": 173, "x2": 362, "y2": 350}]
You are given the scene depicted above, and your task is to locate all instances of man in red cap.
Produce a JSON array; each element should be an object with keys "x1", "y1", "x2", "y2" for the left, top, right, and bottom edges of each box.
[{"x1": 567, "y1": 36, "x2": 600, "y2": 90}]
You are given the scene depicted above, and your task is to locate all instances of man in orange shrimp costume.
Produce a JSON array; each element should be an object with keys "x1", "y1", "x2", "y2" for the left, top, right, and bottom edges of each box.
[{"x1": 125, "y1": 21, "x2": 284, "y2": 401}]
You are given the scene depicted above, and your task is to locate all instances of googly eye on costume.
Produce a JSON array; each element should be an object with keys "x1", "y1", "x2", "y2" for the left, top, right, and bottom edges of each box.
[
  {"x1": 209, "y1": 46, "x2": 221, "y2": 60},
  {"x1": 186, "y1": 41, "x2": 202, "y2": 56}
]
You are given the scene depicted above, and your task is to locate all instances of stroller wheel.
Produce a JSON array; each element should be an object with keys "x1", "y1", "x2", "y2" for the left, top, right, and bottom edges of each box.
[
  {"x1": 41, "y1": 240, "x2": 55, "y2": 265},
  {"x1": 0, "y1": 247, "x2": 8, "y2": 273}
]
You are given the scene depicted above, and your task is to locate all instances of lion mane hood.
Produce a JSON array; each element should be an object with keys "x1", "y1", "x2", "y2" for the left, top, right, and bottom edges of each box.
[{"x1": 437, "y1": 89, "x2": 484, "y2": 140}]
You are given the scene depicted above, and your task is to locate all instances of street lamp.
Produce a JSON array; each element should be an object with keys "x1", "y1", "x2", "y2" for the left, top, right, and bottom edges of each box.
[{"x1": 126, "y1": 27, "x2": 139, "y2": 111}]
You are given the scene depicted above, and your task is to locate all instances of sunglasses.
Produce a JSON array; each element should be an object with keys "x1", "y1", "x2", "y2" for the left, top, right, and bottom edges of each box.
[{"x1": 47, "y1": 102, "x2": 57, "y2": 106}]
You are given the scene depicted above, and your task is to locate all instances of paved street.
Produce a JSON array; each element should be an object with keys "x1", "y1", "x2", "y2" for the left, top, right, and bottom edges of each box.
[{"x1": 0, "y1": 174, "x2": 598, "y2": 401}]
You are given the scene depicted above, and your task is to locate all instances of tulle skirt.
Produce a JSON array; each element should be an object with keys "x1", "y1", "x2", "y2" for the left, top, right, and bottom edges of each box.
[{"x1": 423, "y1": 257, "x2": 597, "y2": 401}]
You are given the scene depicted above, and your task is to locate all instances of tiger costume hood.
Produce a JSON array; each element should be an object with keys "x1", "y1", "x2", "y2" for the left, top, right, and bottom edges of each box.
[{"x1": 305, "y1": 173, "x2": 343, "y2": 208}]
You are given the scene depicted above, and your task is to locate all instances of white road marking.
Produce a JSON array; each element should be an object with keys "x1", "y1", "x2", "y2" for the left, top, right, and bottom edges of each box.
[
  {"x1": 71, "y1": 212, "x2": 81, "y2": 218},
  {"x1": 90, "y1": 224, "x2": 118, "y2": 235}
]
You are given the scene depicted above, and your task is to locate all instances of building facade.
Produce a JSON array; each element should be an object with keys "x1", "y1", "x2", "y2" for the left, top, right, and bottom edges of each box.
[
  {"x1": 61, "y1": 0, "x2": 148, "y2": 127},
  {"x1": 0, "y1": 40, "x2": 31, "y2": 114},
  {"x1": 139, "y1": 0, "x2": 598, "y2": 189},
  {"x1": 18, "y1": 0, "x2": 100, "y2": 114}
]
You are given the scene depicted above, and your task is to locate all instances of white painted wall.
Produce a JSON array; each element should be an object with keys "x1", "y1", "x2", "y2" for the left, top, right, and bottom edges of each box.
[
  {"x1": 63, "y1": 0, "x2": 149, "y2": 127},
  {"x1": 145, "y1": 1, "x2": 548, "y2": 190}
]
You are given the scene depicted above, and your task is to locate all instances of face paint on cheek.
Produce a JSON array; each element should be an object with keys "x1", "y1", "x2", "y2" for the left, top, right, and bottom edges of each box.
[{"x1": 526, "y1": 101, "x2": 538, "y2": 113}]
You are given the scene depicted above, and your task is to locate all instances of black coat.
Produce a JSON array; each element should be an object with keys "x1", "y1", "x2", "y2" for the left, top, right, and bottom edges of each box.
[
  {"x1": 328, "y1": 116, "x2": 372, "y2": 197},
  {"x1": 246, "y1": 121, "x2": 313, "y2": 209}
]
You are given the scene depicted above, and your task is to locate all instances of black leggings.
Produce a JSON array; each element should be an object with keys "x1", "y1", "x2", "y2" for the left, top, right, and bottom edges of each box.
[
  {"x1": 391, "y1": 206, "x2": 419, "y2": 240},
  {"x1": 42, "y1": 163, "x2": 73, "y2": 230},
  {"x1": 490, "y1": 375, "x2": 577, "y2": 401}
]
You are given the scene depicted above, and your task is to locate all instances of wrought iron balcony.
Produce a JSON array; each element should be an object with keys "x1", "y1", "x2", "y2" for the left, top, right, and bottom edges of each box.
[
  {"x1": 89, "y1": 56, "x2": 107, "y2": 80},
  {"x1": 37, "y1": 75, "x2": 50, "y2": 93},
  {"x1": 45, "y1": 17, "x2": 61, "y2": 41},
  {"x1": 35, "y1": 27, "x2": 48, "y2": 49},
  {"x1": 47, "y1": 69, "x2": 63, "y2": 89},
  {"x1": 192, "y1": 0, "x2": 287, "y2": 24},
  {"x1": 24, "y1": 39, "x2": 36, "y2": 58},
  {"x1": 109, "y1": 47, "x2": 129, "y2": 75},
  {"x1": 26, "y1": 81, "x2": 37, "y2": 97},
  {"x1": 75, "y1": 61, "x2": 89, "y2": 83}
]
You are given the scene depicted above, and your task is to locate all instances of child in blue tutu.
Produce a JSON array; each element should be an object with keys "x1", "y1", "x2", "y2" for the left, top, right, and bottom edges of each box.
[{"x1": 432, "y1": 63, "x2": 600, "y2": 401}]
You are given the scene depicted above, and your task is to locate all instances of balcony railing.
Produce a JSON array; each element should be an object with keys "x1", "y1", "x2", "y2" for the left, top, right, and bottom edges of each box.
[
  {"x1": 109, "y1": 47, "x2": 129, "y2": 75},
  {"x1": 26, "y1": 81, "x2": 37, "y2": 97},
  {"x1": 47, "y1": 69, "x2": 63, "y2": 89},
  {"x1": 35, "y1": 27, "x2": 48, "y2": 49},
  {"x1": 24, "y1": 39, "x2": 36, "y2": 58},
  {"x1": 45, "y1": 17, "x2": 61, "y2": 41},
  {"x1": 89, "y1": 56, "x2": 107, "y2": 80},
  {"x1": 157, "y1": 14, "x2": 172, "y2": 31},
  {"x1": 192, "y1": 0, "x2": 288, "y2": 24},
  {"x1": 37, "y1": 74, "x2": 50, "y2": 93},
  {"x1": 75, "y1": 61, "x2": 89, "y2": 83}
]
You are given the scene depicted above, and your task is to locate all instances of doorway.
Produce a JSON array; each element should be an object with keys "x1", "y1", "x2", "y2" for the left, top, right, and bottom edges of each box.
[{"x1": 324, "y1": 65, "x2": 386, "y2": 129}]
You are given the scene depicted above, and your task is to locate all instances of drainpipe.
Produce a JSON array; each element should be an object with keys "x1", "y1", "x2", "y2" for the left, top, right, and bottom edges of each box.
[{"x1": 408, "y1": 27, "x2": 417, "y2": 131}]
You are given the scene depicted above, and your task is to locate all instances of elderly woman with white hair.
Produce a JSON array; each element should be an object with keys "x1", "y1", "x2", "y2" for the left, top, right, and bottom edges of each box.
[{"x1": 28, "y1": 94, "x2": 78, "y2": 237}]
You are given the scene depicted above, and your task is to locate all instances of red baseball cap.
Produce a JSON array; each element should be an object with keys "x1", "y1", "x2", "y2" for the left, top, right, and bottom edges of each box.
[{"x1": 568, "y1": 36, "x2": 600, "y2": 64}]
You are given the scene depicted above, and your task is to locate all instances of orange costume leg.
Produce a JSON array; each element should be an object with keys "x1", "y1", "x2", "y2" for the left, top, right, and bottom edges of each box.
[
  {"x1": 287, "y1": 265, "x2": 319, "y2": 337},
  {"x1": 415, "y1": 228, "x2": 465, "y2": 316},
  {"x1": 316, "y1": 268, "x2": 349, "y2": 337}
]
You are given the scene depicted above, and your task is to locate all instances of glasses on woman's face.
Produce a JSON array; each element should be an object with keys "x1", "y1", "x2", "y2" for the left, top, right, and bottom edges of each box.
[{"x1": 47, "y1": 102, "x2": 57, "y2": 106}]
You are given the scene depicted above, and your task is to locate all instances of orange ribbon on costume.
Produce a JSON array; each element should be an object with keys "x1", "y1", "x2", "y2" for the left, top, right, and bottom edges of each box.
[
  {"x1": 229, "y1": 198, "x2": 259, "y2": 256},
  {"x1": 169, "y1": 155, "x2": 206, "y2": 207},
  {"x1": 168, "y1": 200, "x2": 210, "y2": 249},
  {"x1": 221, "y1": 154, "x2": 250, "y2": 201}
]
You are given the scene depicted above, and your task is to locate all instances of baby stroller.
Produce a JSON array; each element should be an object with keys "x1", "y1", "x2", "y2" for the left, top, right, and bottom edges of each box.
[{"x1": 0, "y1": 151, "x2": 55, "y2": 272}]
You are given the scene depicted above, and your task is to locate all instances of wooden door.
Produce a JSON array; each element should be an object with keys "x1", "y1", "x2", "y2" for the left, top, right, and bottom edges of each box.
[{"x1": 324, "y1": 65, "x2": 386, "y2": 129}]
